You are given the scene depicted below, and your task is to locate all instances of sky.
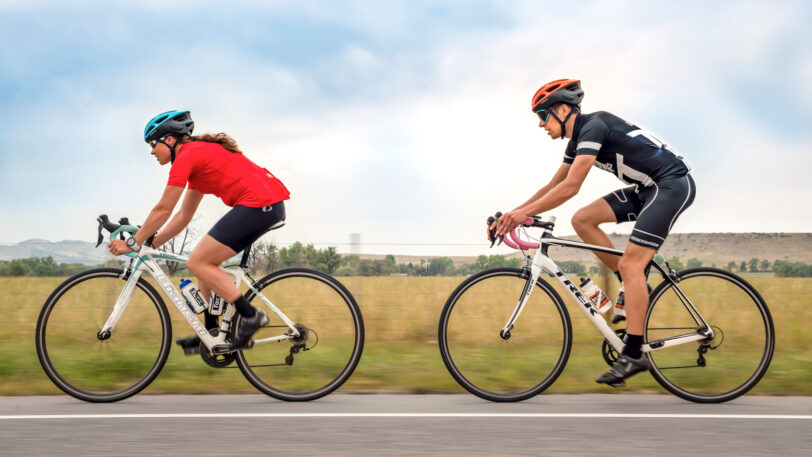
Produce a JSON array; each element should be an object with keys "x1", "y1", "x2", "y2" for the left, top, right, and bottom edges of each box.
[{"x1": 1, "y1": 0, "x2": 810, "y2": 257}]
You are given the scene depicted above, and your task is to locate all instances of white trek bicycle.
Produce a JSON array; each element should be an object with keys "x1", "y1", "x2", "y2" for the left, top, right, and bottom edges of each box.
[
  {"x1": 36, "y1": 215, "x2": 364, "y2": 403},
  {"x1": 438, "y1": 214, "x2": 774, "y2": 403}
]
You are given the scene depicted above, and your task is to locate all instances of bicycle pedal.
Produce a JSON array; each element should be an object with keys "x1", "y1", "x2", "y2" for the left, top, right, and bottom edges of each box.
[
  {"x1": 176, "y1": 336, "x2": 202, "y2": 356},
  {"x1": 182, "y1": 346, "x2": 201, "y2": 356},
  {"x1": 607, "y1": 380, "x2": 626, "y2": 388},
  {"x1": 611, "y1": 315, "x2": 626, "y2": 324}
]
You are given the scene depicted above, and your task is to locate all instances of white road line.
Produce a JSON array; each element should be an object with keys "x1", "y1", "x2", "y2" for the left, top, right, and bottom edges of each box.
[{"x1": 1, "y1": 413, "x2": 810, "y2": 420}]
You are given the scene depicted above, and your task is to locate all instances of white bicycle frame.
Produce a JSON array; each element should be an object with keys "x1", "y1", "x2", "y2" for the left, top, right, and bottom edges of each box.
[
  {"x1": 99, "y1": 245, "x2": 300, "y2": 351},
  {"x1": 500, "y1": 217, "x2": 714, "y2": 354}
]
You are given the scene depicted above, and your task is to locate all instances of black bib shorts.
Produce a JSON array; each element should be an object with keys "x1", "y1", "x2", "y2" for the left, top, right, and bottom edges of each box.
[
  {"x1": 602, "y1": 174, "x2": 695, "y2": 250},
  {"x1": 208, "y1": 202, "x2": 286, "y2": 253}
]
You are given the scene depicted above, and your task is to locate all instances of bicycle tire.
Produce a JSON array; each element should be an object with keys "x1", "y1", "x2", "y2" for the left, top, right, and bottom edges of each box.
[
  {"x1": 236, "y1": 268, "x2": 364, "y2": 401},
  {"x1": 35, "y1": 268, "x2": 172, "y2": 402},
  {"x1": 645, "y1": 267, "x2": 774, "y2": 403},
  {"x1": 438, "y1": 267, "x2": 572, "y2": 402}
]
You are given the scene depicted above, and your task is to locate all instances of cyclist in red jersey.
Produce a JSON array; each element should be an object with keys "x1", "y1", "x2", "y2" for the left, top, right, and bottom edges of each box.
[{"x1": 108, "y1": 110, "x2": 290, "y2": 352}]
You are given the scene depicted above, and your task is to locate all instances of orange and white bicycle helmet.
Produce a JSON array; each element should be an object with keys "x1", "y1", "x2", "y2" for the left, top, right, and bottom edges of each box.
[
  {"x1": 531, "y1": 79, "x2": 584, "y2": 112},
  {"x1": 531, "y1": 79, "x2": 584, "y2": 138}
]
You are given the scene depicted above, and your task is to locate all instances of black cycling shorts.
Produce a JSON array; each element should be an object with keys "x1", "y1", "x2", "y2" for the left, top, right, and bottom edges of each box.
[
  {"x1": 208, "y1": 202, "x2": 286, "y2": 253},
  {"x1": 603, "y1": 174, "x2": 695, "y2": 250}
]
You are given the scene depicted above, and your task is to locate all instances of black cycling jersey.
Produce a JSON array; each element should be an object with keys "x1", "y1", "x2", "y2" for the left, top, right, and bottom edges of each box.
[{"x1": 563, "y1": 111, "x2": 690, "y2": 187}]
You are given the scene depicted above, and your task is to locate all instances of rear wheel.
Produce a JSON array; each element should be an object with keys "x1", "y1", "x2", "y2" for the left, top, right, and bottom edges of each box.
[
  {"x1": 35, "y1": 268, "x2": 171, "y2": 402},
  {"x1": 236, "y1": 268, "x2": 364, "y2": 401},
  {"x1": 645, "y1": 268, "x2": 774, "y2": 403}
]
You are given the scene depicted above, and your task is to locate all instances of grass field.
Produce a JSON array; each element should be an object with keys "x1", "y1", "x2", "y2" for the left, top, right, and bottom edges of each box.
[{"x1": 1, "y1": 272, "x2": 810, "y2": 397}]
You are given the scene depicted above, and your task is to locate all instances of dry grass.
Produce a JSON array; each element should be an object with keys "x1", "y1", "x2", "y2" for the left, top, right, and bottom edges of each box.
[{"x1": 0, "y1": 273, "x2": 809, "y2": 396}]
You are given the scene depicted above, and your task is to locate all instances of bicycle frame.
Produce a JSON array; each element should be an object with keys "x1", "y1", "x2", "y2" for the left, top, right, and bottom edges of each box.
[
  {"x1": 501, "y1": 221, "x2": 714, "y2": 354},
  {"x1": 99, "y1": 244, "x2": 300, "y2": 352}
]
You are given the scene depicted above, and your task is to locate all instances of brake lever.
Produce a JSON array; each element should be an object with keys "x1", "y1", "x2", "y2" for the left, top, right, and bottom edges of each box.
[
  {"x1": 487, "y1": 213, "x2": 505, "y2": 248},
  {"x1": 117, "y1": 217, "x2": 137, "y2": 241},
  {"x1": 95, "y1": 221, "x2": 104, "y2": 248}
]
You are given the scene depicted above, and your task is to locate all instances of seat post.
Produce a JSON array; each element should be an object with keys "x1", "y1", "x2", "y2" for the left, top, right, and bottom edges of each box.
[{"x1": 239, "y1": 243, "x2": 253, "y2": 269}]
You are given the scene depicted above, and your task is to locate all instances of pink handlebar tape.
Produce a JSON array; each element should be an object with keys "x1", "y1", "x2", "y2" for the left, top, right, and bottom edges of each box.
[{"x1": 508, "y1": 228, "x2": 540, "y2": 250}]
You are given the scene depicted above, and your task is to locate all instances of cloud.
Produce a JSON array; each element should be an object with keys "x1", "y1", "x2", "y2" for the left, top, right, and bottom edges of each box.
[{"x1": 0, "y1": 0, "x2": 809, "y2": 257}]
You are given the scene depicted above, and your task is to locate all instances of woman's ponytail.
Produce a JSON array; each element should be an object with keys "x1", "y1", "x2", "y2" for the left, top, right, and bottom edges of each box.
[{"x1": 186, "y1": 132, "x2": 242, "y2": 153}]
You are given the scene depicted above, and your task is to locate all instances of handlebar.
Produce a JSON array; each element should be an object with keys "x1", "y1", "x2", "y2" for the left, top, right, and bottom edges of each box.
[
  {"x1": 505, "y1": 218, "x2": 540, "y2": 250},
  {"x1": 96, "y1": 214, "x2": 155, "y2": 259},
  {"x1": 487, "y1": 213, "x2": 556, "y2": 252}
]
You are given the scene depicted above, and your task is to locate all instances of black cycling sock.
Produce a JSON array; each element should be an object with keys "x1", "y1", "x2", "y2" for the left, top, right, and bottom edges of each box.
[
  {"x1": 233, "y1": 296, "x2": 256, "y2": 317},
  {"x1": 204, "y1": 313, "x2": 219, "y2": 331},
  {"x1": 622, "y1": 333, "x2": 643, "y2": 359}
]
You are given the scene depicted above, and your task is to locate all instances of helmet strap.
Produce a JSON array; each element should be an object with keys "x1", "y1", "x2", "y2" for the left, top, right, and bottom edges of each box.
[
  {"x1": 549, "y1": 105, "x2": 578, "y2": 139},
  {"x1": 166, "y1": 135, "x2": 189, "y2": 164}
]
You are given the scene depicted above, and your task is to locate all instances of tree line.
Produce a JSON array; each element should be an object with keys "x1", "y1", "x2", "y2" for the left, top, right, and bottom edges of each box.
[
  {"x1": 248, "y1": 243, "x2": 527, "y2": 276},
  {"x1": 0, "y1": 257, "x2": 91, "y2": 277},
  {"x1": 3, "y1": 249, "x2": 811, "y2": 278}
]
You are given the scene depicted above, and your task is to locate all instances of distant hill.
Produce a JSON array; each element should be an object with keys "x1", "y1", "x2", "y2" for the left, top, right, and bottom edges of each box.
[
  {"x1": 0, "y1": 240, "x2": 110, "y2": 265},
  {"x1": 353, "y1": 233, "x2": 812, "y2": 268},
  {"x1": 3, "y1": 233, "x2": 811, "y2": 268}
]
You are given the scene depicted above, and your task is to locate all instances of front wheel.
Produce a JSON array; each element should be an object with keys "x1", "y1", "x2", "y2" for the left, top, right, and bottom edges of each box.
[
  {"x1": 645, "y1": 268, "x2": 775, "y2": 403},
  {"x1": 236, "y1": 268, "x2": 364, "y2": 401},
  {"x1": 438, "y1": 268, "x2": 572, "y2": 402},
  {"x1": 35, "y1": 268, "x2": 172, "y2": 402}
]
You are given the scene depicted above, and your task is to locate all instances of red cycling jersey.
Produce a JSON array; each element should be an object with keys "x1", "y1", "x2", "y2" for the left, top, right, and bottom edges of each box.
[{"x1": 167, "y1": 141, "x2": 290, "y2": 207}]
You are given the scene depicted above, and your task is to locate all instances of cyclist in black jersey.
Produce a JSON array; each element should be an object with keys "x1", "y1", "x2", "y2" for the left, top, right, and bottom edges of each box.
[{"x1": 491, "y1": 79, "x2": 695, "y2": 387}]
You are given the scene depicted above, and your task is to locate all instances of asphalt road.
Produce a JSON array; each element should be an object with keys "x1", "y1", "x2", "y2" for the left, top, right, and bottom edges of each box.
[{"x1": 1, "y1": 394, "x2": 810, "y2": 456}]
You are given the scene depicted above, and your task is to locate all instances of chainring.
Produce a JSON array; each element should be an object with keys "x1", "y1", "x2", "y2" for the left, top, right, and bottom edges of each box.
[
  {"x1": 601, "y1": 328, "x2": 626, "y2": 367},
  {"x1": 200, "y1": 328, "x2": 237, "y2": 368}
]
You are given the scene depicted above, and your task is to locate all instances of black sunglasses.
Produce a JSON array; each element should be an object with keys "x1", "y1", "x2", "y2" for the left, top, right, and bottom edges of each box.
[{"x1": 535, "y1": 109, "x2": 551, "y2": 122}]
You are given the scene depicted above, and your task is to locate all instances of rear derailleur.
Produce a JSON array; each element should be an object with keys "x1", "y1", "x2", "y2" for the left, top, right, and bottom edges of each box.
[{"x1": 284, "y1": 324, "x2": 317, "y2": 366}]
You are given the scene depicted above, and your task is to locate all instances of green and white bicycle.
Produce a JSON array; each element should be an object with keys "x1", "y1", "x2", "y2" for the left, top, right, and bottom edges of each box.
[{"x1": 36, "y1": 215, "x2": 364, "y2": 403}]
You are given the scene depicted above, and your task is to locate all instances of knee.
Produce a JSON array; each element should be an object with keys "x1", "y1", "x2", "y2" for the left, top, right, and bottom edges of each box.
[
  {"x1": 618, "y1": 256, "x2": 645, "y2": 280},
  {"x1": 186, "y1": 253, "x2": 206, "y2": 277},
  {"x1": 571, "y1": 209, "x2": 594, "y2": 234}
]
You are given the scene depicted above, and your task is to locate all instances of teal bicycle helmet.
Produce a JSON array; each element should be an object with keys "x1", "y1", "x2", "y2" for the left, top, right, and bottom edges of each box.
[
  {"x1": 144, "y1": 110, "x2": 194, "y2": 163},
  {"x1": 144, "y1": 110, "x2": 194, "y2": 142}
]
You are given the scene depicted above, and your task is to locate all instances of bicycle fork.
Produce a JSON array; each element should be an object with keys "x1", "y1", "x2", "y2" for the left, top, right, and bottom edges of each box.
[
  {"x1": 97, "y1": 268, "x2": 142, "y2": 340},
  {"x1": 499, "y1": 261, "x2": 543, "y2": 340}
]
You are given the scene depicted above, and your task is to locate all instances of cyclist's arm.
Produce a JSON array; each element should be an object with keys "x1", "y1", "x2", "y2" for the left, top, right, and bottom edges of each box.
[
  {"x1": 150, "y1": 188, "x2": 204, "y2": 248},
  {"x1": 520, "y1": 154, "x2": 595, "y2": 215},
  {"x1": 496, "y1": 154, "x2": 596, "y2": 236},
  {"x1": 132, "y1": 185, "x2": 185, "y2": 246},
  {"x1": 512, "y1": 162, "x2": 570, "y2": 210}
]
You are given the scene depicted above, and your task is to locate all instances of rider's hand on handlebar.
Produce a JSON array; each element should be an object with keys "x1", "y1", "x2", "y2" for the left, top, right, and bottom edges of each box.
[
  {"x1": 108, "y1": 239, "x2": 134, "y2": 256},
  {"x1": 496, "y1": 210, "x2": 530, "y2": 237}
]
